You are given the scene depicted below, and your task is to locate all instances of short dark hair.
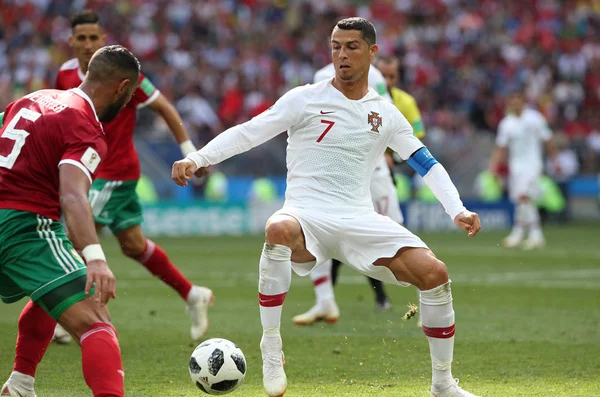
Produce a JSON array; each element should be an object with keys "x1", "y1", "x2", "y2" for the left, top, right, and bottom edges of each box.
[
  {"x1": 87, "y1": 45, "x2": 141, "y2": 83},
  {"x1": 333, "y1": 17, "x2": 377, "y2": 46},
  {"x1": 71, "y1": 10, "x2": 101, "y2": 29}
]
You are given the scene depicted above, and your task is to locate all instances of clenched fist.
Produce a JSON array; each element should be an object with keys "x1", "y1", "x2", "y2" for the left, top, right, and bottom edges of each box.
[
  {"x1": 454, "y1": 210, "x2": 481, "y2": 237},
  {"x1": 172, "y1": 159, "x2": 199, "y2": 186}
]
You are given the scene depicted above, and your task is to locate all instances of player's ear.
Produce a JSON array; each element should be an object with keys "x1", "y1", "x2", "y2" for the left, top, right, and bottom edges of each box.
[
  {"x1": 369, "y1": 43, "x2": 379, "y2": 60},
  {"x1": 116, "y1": 78, "x2": 131, "y2": 95},
  {"x1": 68, "y1": 35, "x2": 73, "y2": 48}
]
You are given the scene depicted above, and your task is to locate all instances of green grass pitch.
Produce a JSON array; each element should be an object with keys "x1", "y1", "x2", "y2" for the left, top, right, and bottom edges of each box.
[{"x1": 1, "y1": 224, "x2": 599, "y2": 396}]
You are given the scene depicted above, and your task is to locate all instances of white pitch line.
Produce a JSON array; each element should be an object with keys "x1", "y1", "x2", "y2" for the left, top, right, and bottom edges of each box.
[{"x1": 115, "y1": 268, "x2": 600, "y2": 290}]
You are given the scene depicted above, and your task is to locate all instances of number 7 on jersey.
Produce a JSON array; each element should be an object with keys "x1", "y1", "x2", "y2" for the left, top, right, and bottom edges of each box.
[{"x1": 317, "y1": 120, "x2": 335, "y2": 143}]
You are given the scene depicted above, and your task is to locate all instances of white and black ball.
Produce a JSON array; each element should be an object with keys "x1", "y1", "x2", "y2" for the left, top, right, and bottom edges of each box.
[{"x1": 189, "y1": 338, "x2": 246, "y2": 395}]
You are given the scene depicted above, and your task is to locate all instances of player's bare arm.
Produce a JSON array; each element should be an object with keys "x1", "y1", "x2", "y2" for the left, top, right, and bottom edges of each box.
[
  {"x1": 59, "y1": 164, "x2": 116, "y2": 305},
  {"x1": 147, "y1": 92, "x2": 197, "y2": 156},
  {"x1": 488, "y1": 146, "x2": 507, "y2": 175}
]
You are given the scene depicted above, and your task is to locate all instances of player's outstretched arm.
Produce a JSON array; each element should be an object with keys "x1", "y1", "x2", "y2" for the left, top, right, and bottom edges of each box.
[
  {"x1": 59, "y1": 164, "x2": 116, "y2": 305},
  {"x1": 172, "y1": 86, "x2": 306, "y2": 187},
  {"x1": 148, "y1": 93, "x2": 197, "y2": 156},
  {"x1": 404, "y1": 147, "x2": 481, "y2": 237}
]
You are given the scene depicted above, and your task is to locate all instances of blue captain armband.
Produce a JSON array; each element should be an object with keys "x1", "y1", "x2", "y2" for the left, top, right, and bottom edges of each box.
[{"x1": 407, "y1": 147, "x2": 438, "y2": 177}]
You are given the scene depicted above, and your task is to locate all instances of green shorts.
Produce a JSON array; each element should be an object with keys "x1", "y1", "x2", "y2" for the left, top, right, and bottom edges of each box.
[
  {"x1": 0, "y1": 209, "x2": 89, "y2": 320},
  {"x1": 89, "y1": 178, "x2": 143, "y2": 234}
]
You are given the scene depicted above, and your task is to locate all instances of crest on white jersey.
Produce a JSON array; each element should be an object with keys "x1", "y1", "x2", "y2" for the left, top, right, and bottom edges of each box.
[
  {"x1": 368, "y1": 111, "x2": 382, "y2": 133},
  {"x1": 80, "y1": 147, "x2": 101, "y2": 173}
]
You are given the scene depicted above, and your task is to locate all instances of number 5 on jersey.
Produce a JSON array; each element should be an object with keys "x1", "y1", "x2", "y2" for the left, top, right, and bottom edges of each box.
[
  {"x1": 317, "y1": 120, "x2": 335, "y2": 143},
  {"x1": 0, "y1": 108, "x2": 41, "y2": 169}
]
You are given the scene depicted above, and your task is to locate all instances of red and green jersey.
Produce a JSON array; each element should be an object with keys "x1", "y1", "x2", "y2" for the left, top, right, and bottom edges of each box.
[
  {"x1": 0, "y1": 88, "x2": 107, "y2": 220},
  {"x1": 55, "y1": 58, "x2": 160, "y2": 180}
]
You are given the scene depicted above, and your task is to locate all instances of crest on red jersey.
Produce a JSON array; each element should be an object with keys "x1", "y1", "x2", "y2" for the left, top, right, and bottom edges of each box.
[{"x1": 368, "y1": 111, "x2": 382, "y2": 133}]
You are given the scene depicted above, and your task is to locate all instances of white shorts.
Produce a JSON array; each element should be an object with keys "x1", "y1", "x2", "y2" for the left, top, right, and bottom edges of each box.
[
  {"x1": 273, "y1": 206, "x2": 428, "y2": 286},
  {"x1": 509, "y1": 170, "x2": 542, "y2": 202},
  {"x1": 370, "y1": 172, "x2": 404, "y2": 224}
]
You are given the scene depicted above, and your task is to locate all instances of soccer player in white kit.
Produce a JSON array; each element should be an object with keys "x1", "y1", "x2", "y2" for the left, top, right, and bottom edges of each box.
[
  {"x1": 291, "y1": 62, "x2": 400, "y2": 326},
  {"x1": 173, "y1": 18, "x2": 482, "y2": 397},
  {"x1": 489, "y1": 91, "x2": 558, "y2": 249}
]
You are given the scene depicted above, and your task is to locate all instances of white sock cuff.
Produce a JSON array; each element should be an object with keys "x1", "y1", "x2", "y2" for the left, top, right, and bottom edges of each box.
[
  {"x1": 420, "y1": 281, "x2": 453, "y2": 306},
  {"x1": 9, "y1": 371, "x2": 35, "y2": 387},
  {"x1": 263, "y1": 243, "x2": 292, "y2": 261}
]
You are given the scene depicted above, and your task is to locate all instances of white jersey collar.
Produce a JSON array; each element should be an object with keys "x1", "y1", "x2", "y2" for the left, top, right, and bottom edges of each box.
[{"x1": 328, "y1": 80, "x2": 380, "y2": 102}]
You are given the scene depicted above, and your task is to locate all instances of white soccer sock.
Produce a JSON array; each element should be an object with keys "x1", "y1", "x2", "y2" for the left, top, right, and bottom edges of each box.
[
  {"x1": 420, "y1": 281, "x2": 455, "y2": 386},
  {"x1": 309, "y1": 259, "x2": 334, "y2": 305},
  {"x1": 511, "y1": 202, "x2": 527, "y2": 237},
  {"x1": 7, "y1": 371, "x2": 35, "y2": 390},
  {"x1": 258, "y1": 243, "x2": 292, "y2": 337},
  {"x1": 523, "y1": 201, "x2": 543, "y2": 237}
]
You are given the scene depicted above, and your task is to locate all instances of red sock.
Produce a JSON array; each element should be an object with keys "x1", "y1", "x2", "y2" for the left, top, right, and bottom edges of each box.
[
  {"x1": 134, "y1": 239, "x2": 192, "y2": 300},
  {"x1": 13, "y1": 300, "x2": 56, "y2": 377},
  {"x1": 81, "y1": 323, "x2": 124, "y2": 397}
]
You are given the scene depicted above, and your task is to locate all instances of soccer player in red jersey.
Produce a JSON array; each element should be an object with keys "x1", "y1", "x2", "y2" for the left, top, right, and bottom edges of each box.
[
  {"x1": 0, "y1": 45, "x2": 139, "y2": 397},
  {"x1": 53, "y1": 10, "x2": 213, "y2": 343}
]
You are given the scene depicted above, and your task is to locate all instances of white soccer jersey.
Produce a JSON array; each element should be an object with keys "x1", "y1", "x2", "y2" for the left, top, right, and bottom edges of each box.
[
  {"x1": 496, "y1": 108, "x2": 552, "y2": 173},
  {"x1": 189, "y1": 80, "x2": 424, "y2": 214},
  {"x1": 314, "y1": 63, "x2": 391, "y2": 179}
]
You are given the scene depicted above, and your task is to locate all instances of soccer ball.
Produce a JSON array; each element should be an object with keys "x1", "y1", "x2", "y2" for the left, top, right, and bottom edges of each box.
[{"x1": 189, "y1": 338, "x2": 247, "y2": 395}]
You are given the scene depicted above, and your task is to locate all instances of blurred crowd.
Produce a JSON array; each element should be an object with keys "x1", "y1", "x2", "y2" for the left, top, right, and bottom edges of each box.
[{"x1": 1, "y1": 0, "x2": 599, "y2": 175}]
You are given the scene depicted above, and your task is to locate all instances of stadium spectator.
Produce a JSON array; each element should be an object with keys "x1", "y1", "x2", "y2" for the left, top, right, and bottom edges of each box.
[{"x1": 1, "y1": 0, "x2": 598, "y2": 179}]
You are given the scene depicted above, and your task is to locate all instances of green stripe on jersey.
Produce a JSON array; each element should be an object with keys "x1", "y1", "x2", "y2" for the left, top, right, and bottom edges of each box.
[
  {"x1": 376, "y1": 82, "x2": 387, "y2": 96},
  {"x1": 0, "y1": 112, "x2": 4, "y2": 127},
  {"x1": 140, "y1": 79, "x2": 156, "y2": 96}
]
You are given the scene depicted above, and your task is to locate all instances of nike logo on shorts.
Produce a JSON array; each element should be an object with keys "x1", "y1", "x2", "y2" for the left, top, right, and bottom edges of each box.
[{"x1": 320, "y1": 110, "x2": 335, "y2": 114}]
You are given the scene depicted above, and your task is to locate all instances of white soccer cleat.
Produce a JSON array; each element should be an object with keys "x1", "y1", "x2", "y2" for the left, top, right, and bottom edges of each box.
[
  {"x1": 186, "y1": 286, "x2": 214, "y2": 341},
  {"x1": 52, "y1": 323, "x2": 72, "y2": 345},
  {"x1": 260, "y1": 335, "x2": 287, "y2": 397},
  {"x1": 522, "y1": 234, "x2": 545, "y2": 250},
  {"x1": 292, "y1": 300, "x2": 339, "y2": 326},
  {"x1": 1, "y1": 372, "x2": 37, "y2": 397},
  {"x1": 502, "y1": 235, "x2": 522, "y2": 248},
  {"x1": 431, "y1": 378, "x2": 480, "y2": 397}
]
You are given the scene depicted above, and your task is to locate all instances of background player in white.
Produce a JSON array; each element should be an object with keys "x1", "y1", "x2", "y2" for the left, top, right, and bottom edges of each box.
[
  {"x1": 292, "y1": 61, "x2": 399, "y2": 326},
  {"x1": 489, "y1": 91, "x2": 558, "y2": 249},
  {"x1": 173, "y1": 17, "x2": 481, "y2": 397}
]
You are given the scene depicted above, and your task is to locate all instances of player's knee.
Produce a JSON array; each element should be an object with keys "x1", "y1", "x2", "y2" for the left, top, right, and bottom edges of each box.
[
  {"x1": 118, "y1": 231, "x2": 146, "y2": 257},
  {"x1": 265, "y1": 217, "x2": 299, "y2": 246},
  {"x1": 420, "y1": 258, "x2": 449, "y2": 290},
  {"x1": 59, "y1": 299, "x2": 111, "y2": 342}
]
